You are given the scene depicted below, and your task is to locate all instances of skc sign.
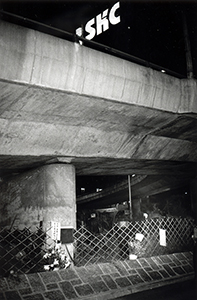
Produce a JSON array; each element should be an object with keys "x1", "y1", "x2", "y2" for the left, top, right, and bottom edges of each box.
[{"x1": 76, "y1": 2, "x2": 120, "y2": 40}]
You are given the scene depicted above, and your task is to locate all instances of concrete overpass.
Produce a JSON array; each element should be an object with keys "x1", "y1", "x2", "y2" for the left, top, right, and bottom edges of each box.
[{"x1": 0, "y1": 20, "x2": 197, "y2": 229}]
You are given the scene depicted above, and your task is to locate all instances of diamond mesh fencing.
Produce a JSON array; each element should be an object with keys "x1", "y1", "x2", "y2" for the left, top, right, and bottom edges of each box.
[
  {"x1": 0, "y1": 217, "x2": 194, "y2": 274},
  {"x1": 73, "y1": 217, "x2": 194, "y2": 266},
  {"x1": 0, "y1": 227, "x2": 51, "y2": 277}
]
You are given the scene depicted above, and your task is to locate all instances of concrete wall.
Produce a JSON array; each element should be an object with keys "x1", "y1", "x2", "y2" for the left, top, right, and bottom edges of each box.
[
  {"x1": 0, "y1": 20, "x2": 197, "y2": 114},
  {"x1": 0, "y1": 21, "x2": 197, "y2": 166},
  {"x1": 0, "y1": 164, "x2": 76, "y2": 231}
]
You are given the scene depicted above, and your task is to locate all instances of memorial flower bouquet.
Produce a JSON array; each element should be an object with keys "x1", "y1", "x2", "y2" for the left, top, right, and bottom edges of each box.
[
  {"x1": 43, "y1": 241, "x2": 71, "y2": 271},
  {"x1": 128, "y1": 233, "x2": 145, "y2": 259}
]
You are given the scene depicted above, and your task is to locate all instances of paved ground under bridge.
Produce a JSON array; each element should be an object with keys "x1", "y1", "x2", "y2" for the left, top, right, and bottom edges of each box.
[{"x1": 0, "y1": 251, "x2": 195, "y2": 300}]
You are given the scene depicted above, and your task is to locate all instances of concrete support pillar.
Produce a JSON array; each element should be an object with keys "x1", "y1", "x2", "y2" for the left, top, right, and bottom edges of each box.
[
  {"x1": 0, "y1": 163, "x2": 76, "y2": 259},
  {"x1": 42, "y1": 164, "x2": 76, "y2": 261},
  {"x1": 41, "y1": 164, "x2": 76, "y2": 231}
]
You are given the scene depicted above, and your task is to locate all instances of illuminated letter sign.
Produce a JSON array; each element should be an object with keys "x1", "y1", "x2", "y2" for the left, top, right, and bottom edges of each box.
[
  {"x1": 96, "y1": 9, "x2": 109, "y2": 36},
  {"x1": 76, "y1": 2, "x2": 120, "y2": 40},
  {"x1": 109, "y1": 2, "x2": 121, "y2": 25},
  {"x1": 85, "y1": 18, "x2": 96, "y2": 40}
]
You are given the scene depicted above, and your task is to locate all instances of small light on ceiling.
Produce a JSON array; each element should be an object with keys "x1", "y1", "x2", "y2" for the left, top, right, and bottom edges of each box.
[
  {"x1": 185, "y1": 192, "x2": 188, "y2": 195},
  {"x1": 96, "y1": 188, "x2": 102, "y2": 192},
  {"x1": 132, "y1": 174, "x2": 136, "y2": 177},
  {"x1": 81, "y1": 187, "x2": 85, "y2": 191},
  {"x1": 161, "y1": 69, "x2": 166, "y2": 73}
]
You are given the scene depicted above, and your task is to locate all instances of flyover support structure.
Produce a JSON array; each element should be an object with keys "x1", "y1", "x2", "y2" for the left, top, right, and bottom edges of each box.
[{"x1": 0, "y1": 163, "x2": 76, "y2": 258}]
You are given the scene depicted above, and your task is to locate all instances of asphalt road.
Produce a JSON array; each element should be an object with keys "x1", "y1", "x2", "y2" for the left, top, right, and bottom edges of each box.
[{"x1": 114, "y1": 279, "x2": 197, "y2": 300}]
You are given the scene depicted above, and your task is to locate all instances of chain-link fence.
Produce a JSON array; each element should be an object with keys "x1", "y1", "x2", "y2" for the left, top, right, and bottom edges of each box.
[
  {"x1": 0, "y1": 227, "x2": 52, "y2": 277},
  {"x1": 73, "y1": 217, "x2": 194, "y2": 266},
  {"x1": 0, "y1": 217, "x2": 194, "y2": 275}
]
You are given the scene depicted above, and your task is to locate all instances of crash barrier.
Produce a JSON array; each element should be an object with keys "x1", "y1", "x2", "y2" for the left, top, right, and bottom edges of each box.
[
  {"x1": 0, "y1": 217, "x2": 194, "y2": 276},
  {"x1": 73, "y1": 217, "x2": 194, "y2": 266}
]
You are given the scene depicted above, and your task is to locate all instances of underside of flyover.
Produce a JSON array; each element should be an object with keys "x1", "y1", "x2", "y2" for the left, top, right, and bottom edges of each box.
[{"x1": 0, "y1": 20, "x2": 197, "y2": 212}]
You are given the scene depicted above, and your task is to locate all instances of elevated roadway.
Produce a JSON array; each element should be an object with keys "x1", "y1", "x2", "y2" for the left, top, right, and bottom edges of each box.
[{"x1": 0, "y1": 20, "x2": 197, "y2": 201}]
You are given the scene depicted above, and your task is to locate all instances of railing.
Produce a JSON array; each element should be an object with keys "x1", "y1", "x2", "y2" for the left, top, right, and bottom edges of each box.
[{"x1": 73, "y1": 217, "x2": 194, "y2": 266}]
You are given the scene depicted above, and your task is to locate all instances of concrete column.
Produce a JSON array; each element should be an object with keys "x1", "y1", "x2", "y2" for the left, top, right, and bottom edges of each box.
[
  {"x1": 42, "y1": 164, "x2": 76, "y2": 261},
  {"x1": 41, "y1": 164, "x2": 76, "y2": 231},
  {"x1": 0, "y1": 163, "x2": 76, "y2": 258}
]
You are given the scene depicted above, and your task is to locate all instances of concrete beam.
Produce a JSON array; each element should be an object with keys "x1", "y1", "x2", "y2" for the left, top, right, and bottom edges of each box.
[
  {"x1": 0, "y1": 81, "x2": 180, "y2": 136},
  {"x1": 0, "y1": 119, "x2": 196, "y2": 163},
  {"x1": 0, "y1": 20, "x2": 197, "y2": 115},
  {"x1": 0, "y1": 21, "x2": 197, "y2": 179}
]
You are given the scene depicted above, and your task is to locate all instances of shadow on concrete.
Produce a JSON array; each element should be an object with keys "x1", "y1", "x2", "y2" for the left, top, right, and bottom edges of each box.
[{"x1": 114, "y1": 279, "x2": 196, "y2": 300}]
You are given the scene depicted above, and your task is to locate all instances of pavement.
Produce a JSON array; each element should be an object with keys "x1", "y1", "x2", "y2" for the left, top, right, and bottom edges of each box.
[
  {"x1": 0, "y1": 251, "x2": 195, "y2": 300},
  {"x1": 114, "y1": 279, "x2": 196, "y2": 300}
]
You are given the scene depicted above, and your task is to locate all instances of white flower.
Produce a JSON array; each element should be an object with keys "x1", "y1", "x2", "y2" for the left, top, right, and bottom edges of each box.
[{"x1": 43, "y1": 253, "x2": 49, "y2": 259}]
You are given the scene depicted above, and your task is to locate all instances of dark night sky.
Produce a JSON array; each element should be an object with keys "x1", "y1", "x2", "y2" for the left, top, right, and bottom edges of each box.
[{"x1": 1, "y1": 0, "x2": 197, "y2": 78}]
